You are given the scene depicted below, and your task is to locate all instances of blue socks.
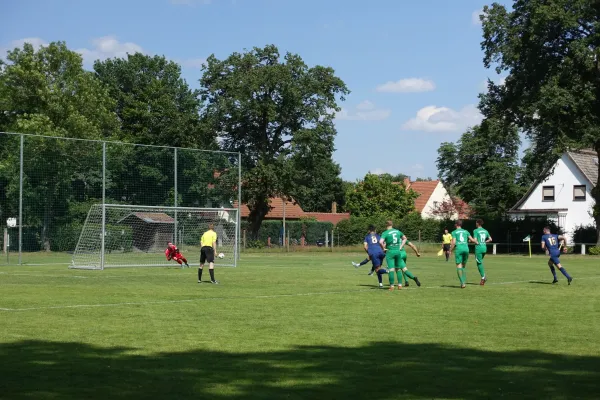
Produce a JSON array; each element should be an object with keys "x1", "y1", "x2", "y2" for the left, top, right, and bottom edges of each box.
[
  {"x1": 360, "y1": 258, "x2": 370, "y2": 266},
  {"x1": 549, "y1": 265, "x2": 557, "y2": 279},
  {"x1": 559, "y1": 267, "x2": 571, "y2": 279},
  {"x1": 376, "y1": 269, "x2": 387, "y2": 284}
]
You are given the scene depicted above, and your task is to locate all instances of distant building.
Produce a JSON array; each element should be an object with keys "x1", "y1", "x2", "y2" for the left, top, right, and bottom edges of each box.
[{"x1": 508, "y1": 149, "x2": 598, "y2": 239}]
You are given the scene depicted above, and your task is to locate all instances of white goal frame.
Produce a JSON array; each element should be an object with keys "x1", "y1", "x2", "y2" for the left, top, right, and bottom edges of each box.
[{"x1": 71, "y1": 204, "x2": 239, "y2": 270}]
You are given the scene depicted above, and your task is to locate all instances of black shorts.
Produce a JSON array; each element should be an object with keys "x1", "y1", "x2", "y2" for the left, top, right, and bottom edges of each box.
[
  {"x1": 443, "y1": 244, "x2": 451, "y2": 251},
  {"x1": 200, "y1": 246, "x2": 215, "y2": 264}
]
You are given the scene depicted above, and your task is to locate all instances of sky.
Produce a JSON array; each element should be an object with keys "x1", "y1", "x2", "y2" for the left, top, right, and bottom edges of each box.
[{"x1": 0, "y1": 0, "x2": 513, "y2": 181}]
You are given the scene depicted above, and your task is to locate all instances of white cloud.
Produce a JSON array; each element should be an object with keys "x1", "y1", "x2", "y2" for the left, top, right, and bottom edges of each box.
[
  {"x1": 401, "y1": 104, "x2": 483, "y2": 133},
  {"x1": 370, "y1": 168, "x2": 387, "y2": 175},
  {"x1": 1, "y1": 37, "x2": 48, "y2": 59},
  {"x1": 179, "y1": 57, "x2": 207, "y2": 68},
  {"x1": 375, "y1": 78, "x2": 435, "y2": 93},
  {"x1": 411, "y1": 163, "x2": 424, "y2": 171},
  {"x1": 472, "y1": 8, "x2": 489, "y2": 25},
  {"x1": 355, "y1": 100, "x2": 376, "y2": 111},
  {"x1": 76, "y1": 36, "x2": 144, "y2": 65},
  {"x1": 480, "y1": 76, "x2": 506, "y2": 92},
  {"x1": 335, "y1": 101, "x2": 391, "y2": 121}
]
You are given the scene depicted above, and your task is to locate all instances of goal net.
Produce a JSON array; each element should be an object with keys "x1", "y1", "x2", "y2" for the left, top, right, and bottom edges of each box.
[{"x1": 71, "y1": 204, "x2": 239, "y2": 269}]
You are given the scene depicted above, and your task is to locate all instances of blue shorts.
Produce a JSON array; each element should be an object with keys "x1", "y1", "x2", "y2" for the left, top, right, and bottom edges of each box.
[
  {"x1": 549, "y1": 252, "x2": 561, "y2": 265},
  {"x1": 369, "y1": 252, "x2": 385, "y2": 267}
]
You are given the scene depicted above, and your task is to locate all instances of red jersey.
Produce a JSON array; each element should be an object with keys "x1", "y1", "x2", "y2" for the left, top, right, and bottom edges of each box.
[{"x1": 165, "y1": 243, "x2": 181, "y2": 259}]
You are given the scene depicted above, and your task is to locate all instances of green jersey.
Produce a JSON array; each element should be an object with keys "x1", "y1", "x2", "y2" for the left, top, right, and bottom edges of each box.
[
  {"x1": 451, "y1": 228, "x2": 470, "y2": 251},
  {"x1": 381, "y1": 228, "x2": 404, "y2": 251},
  {"x1": 473, "y1": 227, "x2": 491, "y2": 252}
]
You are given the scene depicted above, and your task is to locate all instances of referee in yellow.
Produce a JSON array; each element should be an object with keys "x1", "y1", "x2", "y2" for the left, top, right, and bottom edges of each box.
[
  {"x1": 199, "y1": 223, "x2": 219, "y2": 284},
  {"x1": 442, "y1": 228, "x2": 452, "y2": 262}
]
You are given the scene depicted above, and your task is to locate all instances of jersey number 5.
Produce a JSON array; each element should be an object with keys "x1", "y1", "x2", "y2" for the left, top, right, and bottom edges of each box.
[{"x1": 391, "y1": 233, "x2": 398, "y2": 244}]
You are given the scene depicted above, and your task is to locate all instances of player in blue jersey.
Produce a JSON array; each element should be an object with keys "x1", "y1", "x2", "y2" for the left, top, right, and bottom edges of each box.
[
  {"x1": 352, "y1": 225, "x2": 388, "y2": 287},
  {"x1": 541, "y1": 227, "x2": 573, "y2": 285}
]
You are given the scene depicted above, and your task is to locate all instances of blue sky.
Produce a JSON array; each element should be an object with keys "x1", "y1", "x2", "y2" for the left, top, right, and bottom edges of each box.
[{"x1": 1, "y1": 0, "x2": 512, "y2": 181}]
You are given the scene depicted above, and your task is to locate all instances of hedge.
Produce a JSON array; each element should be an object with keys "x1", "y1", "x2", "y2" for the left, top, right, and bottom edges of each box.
[{"x1": 242, "y1": 220, "x2": 334, "y2": 245}]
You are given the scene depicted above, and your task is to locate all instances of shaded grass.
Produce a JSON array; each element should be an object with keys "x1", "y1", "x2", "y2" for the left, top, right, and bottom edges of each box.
[{"x1": 1, "y1": 253, "x2": 599, "y2": 399}]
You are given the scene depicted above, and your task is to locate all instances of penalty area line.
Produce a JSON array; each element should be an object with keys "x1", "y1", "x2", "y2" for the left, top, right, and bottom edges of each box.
[{"x1": 2, "y1": 276, "x2": 600, "y2": 312}]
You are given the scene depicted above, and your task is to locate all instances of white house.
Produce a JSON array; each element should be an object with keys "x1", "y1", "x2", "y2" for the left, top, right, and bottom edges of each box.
[
  {"x1": 508, "y1": 149, "x2": 598, "y2": 240},
  {"x1": 399, "y1": 179, "x2": 470, "y2": 220}
]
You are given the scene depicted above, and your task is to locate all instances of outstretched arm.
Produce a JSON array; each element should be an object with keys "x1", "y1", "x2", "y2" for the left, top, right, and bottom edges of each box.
[{"x1": 407, "y1": 241, "x2": 421, "y2": 257}]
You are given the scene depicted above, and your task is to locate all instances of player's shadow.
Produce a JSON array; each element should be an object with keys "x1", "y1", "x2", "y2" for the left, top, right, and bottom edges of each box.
[
  {"x1": 529, "y1": 281, "x2": 554, "y2": 285},
  {"x1": 2, "y1": 340, "x2": 598, "y2": 399}
]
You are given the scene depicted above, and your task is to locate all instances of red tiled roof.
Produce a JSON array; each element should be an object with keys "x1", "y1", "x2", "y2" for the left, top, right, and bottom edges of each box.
[
  {"x1": 233, "y1": 198, "x2": 305, "y2": 219},
  {"x1": 303, "y1": 212, "x2": 350, "y2": 225},
  {"x1": 393, "y1": 180, "x2": 440, "y2": 213}
]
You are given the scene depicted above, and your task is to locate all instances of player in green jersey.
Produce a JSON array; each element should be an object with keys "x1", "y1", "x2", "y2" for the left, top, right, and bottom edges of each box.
[
  {"x1": 399, "y1": 240, "x2": 422, "y2": 287},
  {"x1": 450, "y1": 220, "x2": 476, "y2": 288},
  {"x1": 379, "y1": 220, "x2": 421, "y2": 291},
  {"x1": 473, "y1": 219, "x2": 493, "y2": 286}
]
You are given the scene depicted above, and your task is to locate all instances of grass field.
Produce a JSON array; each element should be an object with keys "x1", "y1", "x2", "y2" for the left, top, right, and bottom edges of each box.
[{"x1": 1, "y1": 252, "x2": 599, "y2": 399}]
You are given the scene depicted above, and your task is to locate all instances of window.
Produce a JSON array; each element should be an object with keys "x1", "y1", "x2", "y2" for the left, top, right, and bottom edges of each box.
[
  {"x1": 573, "y1": 185, "x2": 586, "y2": 201},
  {"x1": 542, "y1": 186, "x2": 555, "y2": 201},
  {"x1": 433, "y1": 201, "x2": 439, "y2": 208}
]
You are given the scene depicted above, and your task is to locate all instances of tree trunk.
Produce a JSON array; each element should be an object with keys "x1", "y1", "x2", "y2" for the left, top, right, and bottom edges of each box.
[
  {"x1": 248, "y1": 199, "x2": 271, "y2": 240},
  {"x1": 593, "y1": 143, "x2": 600, "y2": 246}
]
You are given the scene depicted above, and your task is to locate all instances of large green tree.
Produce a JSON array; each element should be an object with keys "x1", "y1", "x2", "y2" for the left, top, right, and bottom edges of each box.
[
  {"x1": 345, "y1": 173, "x2": 418, "y2": 219},
  {"x1": 0, "y1": 42, "x2": 118, "y2": 250},
  {"x1": 479, "y1": 0, "x2": 600, "y2": 243},
  {"x1": 437, "y1": 118, "x2": 524, "y2": 217},
  {"x1": 199, "y1": 45, "x2": 349, "y2": 237}
]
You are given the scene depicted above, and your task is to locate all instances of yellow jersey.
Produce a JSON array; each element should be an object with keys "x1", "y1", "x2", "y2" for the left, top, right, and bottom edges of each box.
[
  {"x1": 442, "y1": 233, "x2": 452, "y2": 244},
  {"x1": 201, "y1": 230, "x2": 217, "y2": 248}
]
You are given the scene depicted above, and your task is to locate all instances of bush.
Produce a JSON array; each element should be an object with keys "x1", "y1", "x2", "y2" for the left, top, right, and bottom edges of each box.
[
  {"x1": 241, "y1": 220, "x2": 334, "y2": 245},
  {"x1": 573, "y1": 224, "x2": 598, "y2": 244},
  {"x1": 50, "y1": 223, "x2": 83, "y2": 252},
  {"x1": 589, "y1": 246, "x2": 600, "y2": 256}
]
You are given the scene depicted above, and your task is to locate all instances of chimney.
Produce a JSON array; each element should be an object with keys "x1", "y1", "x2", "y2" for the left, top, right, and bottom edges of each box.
[
  {"x1": 403, "y1": 177, "x2": 411, "y2": 188},
  {"x1": 332, "y1": 201, "x2": 337, "y2": 214}
]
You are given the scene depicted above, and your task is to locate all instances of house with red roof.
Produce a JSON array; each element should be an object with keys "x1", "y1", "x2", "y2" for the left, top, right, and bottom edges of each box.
[
  {"x1": 396, "y1": 178, "x2": 470, "y2": 220},
  {"x1": 232, "y1": 199, "x2": 350, "y2": 225}
]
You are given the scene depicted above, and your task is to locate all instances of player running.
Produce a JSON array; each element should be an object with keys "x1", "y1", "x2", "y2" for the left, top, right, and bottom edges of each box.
[
  {"x1": 473, "y1": 220, "x2": 492, "y2": 285},
  {"x1": 398, "y1": 240, "x2": 422, "y2": 287},
  {"x1": 541, "y1": 227, "x2": 573, "y2": 285},
  {"x1": 352, "y1": 225, "x2": 388, "y2": 288},
  {"x1": 442, "y1": 229, "x2": 452, "y2": 262},
  {"x1": 165, "y1": 242, "x2": 190, "y2": 268},
  {"x1": 380, "y1": 220, "x2": 421, "y2": 291},
  {"x1": 451, "y1": 220, "x2": 476, "y2": 288}
]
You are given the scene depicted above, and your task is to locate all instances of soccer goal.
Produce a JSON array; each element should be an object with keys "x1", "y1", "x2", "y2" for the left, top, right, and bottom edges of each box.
[{"x1": 71, "y1": 204, "x2": 239, "y2": 269}]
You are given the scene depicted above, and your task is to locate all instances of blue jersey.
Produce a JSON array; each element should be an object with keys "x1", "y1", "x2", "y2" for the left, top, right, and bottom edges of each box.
[
  {"x1": 542, "y1": 234, "x2": 561, "y2": 254},
  {"x1": 364, "y1": 233, "x2": 383, "y2": 254}
]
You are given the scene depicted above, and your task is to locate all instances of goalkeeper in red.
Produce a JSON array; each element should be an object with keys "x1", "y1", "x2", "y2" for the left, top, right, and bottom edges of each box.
[{"x1": 165, "y1": 242, "x2": 190, "y2": 268}]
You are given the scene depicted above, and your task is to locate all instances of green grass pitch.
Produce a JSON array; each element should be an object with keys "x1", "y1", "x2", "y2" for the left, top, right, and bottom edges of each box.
[{"x1": 1, "y1": 252, "x2": 599, "y2": 399}]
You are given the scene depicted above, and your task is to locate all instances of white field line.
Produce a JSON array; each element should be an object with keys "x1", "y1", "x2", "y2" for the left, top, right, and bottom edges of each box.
[{"x1": 1, "y1": 275, "x2": 600, "y2": 312}]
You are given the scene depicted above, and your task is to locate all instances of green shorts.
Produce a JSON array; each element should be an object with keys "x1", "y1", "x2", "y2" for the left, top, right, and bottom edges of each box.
[
  {"x1": 455, "y1": 249, "x2": 469, "y2": 266},
  {"x1": 386, "y1": 250, "x2": 407, "y2": 269},
  {"x1": 475, "y1": 250, "x2": 486, "y2": 264}
]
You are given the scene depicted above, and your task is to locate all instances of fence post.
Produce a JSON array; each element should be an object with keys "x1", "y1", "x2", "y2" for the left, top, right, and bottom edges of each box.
[
  {"x1": 581, "y1": 244, "x2": 586, "y2": 255},
  {"x1": 174, "y1": 148, "x2": 178, "y2": 246},
  {"x1": 493, "y1": 244, "x2": 497, "y2": 255},
  {"x1": 287, "y1": 230, "x2": 290, "y2": 252},
  {"x1": 237, "y1": 152, "x2": 242, "y2": 260},
  {"x1": 18, "y1": 133, "x2": 23, "y2": 265},
  {"x1": 325, "y1": 230, "x2": 329, "y2": 248},
  {"x1": 243, "y1": 229, "x2": 246, "y2": 250},
  {"x1": 418, "y1": 230, "x2": 421, "y2": 250},
  {"x1": 331, "y1": 230, "x2": 334, "y2": 252}
]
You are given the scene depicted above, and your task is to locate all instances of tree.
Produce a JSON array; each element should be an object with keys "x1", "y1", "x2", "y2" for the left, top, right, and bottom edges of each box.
[
  {"x1": 345, "y1": 173, "x2": 418, "y2": 218},
  {"x1": 94, "y1": 53, "x2": 212, "y2": 148},
  {"x1": 415, "y1": 177, "x2": 434, "y2": 182},
  {"x1": 199, "y1": 45, "x2": 349, "y2": 238},
  {"x1": 430, "y1": 198, "x2": 471, "y2": 220},
  {"x1": 479, "y1": 0, "x2": 600, "y2": 243},
  {"x1": 437, "y1": 118, "x2": 524, "y2": 217},
  {"x1": 0, "y1": 41, "x2": 119, "y2": 250}
]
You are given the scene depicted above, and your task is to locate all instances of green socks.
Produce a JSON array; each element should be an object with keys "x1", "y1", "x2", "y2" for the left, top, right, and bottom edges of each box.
[
  {"x1": 477, "y1": 263, "x2": 485, "y2": 278},
  {"x1": 388, "y1": 270, "x2": 396, "y2": 286},
  {"x1": 456, "y1": 268, "x2": 466, "y2": 285},
  {"x1": 402, "y1": 271, "x2": 408, "y2": 284},
  {"x1": 404, "y1": 270, "x2": 415, "y2": 280}
]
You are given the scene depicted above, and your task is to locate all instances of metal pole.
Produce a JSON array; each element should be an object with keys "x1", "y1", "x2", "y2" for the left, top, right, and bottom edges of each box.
[
  {"x1": 100, "y1": 142, "x2": 106, "y2": 270},
  {"x1": 18, "y1": 134, "x2": 23, "y2": 265},
  {"x1": 237, "y1": 152, "x2": 242, "y2": 261},
  {"x1": 282, "y1": 199, "x2": 286, "y2": 248},
  {"x1": 174, "y1": 148, "x2": 178, "y2": 246}
]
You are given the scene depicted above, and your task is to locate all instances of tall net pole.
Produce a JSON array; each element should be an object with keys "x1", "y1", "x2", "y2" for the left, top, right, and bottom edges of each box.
[
  {"x1": 237, "y1": 152, "x2": 242, "y2": 260},
  {"x1": 174, "y1": 147, "x2": 178, "y2": 246},
  {"x1": 18, "y1": 134, "x2": 23, "y2": 265},
  {"x1": 100, "y1": 142, "x2": 106, "y2": 270}
]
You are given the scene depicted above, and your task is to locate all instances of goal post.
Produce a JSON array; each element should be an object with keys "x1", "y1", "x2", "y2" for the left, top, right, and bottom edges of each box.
[{"x1": 71, "y1": 204, "x2": 239, "y2": 269}]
